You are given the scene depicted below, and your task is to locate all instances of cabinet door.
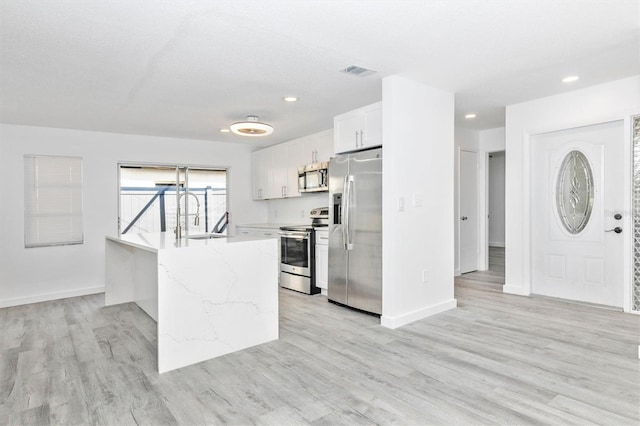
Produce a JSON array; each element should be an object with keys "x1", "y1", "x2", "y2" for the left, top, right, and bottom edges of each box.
[
  {"x1": 251, "y1": 150, "x2": 269, "y2": 200},
  {"x1": 334, "y1": 110, "x2": 361, "y2": 154},
  {"x1": 285, "y1": 140, "x2": 303, "y2": 198},
  {"x1": 236, "y1": 226, "x2": 256, "y2": 236},
  {"x1": 298, "y1": 136, "x2": 316, "y2": 164},
  {"x1": 269, "y1": 144, "x2": 288, "y2": 199},
  {"x1": 315, "y1": 243, "x2": 329, "y2": 290},
  {"x1": 361, "y1": 102, "x2": 382, "y2": 150},
  {"x1": 314, "y1": 129, "x2": 334, "y2": 163}
]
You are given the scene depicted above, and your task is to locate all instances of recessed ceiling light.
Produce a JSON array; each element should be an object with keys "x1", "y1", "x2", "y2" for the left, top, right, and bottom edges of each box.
[
  {"x1": 220, "y1": 129, "x2": 230, "y2": 133},
  {"x1": 283, "y1": 96, "x2": 298, "y2": 102},
  {"x1": 465, "y1": 113, "x2": 477, "y2": 119},
  {"x1": 562, "y1": 75, "x2": 579, "y2": 83}
]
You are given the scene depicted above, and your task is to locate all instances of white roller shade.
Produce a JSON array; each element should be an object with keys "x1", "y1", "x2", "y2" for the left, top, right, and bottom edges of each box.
[{"x1": 24, "y1": 155, "x2": 84, "y2": 247}]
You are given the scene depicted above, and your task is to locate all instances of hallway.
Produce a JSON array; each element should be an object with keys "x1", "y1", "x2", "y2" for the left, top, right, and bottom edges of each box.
[{"x1": 456, "y1": 246, "x2": 505, "y2": 292}]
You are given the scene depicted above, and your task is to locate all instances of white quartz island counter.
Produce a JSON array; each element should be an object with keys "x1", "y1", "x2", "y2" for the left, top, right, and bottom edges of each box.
[{"x1": 105, "y1": 232, "x2": 278, "y2": 373}]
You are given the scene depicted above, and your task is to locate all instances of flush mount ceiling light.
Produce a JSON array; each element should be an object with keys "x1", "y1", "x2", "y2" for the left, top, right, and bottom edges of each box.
[
  {"x1": 219, "y1": 128, "x2": 230, "y2": 133},
  {"x1": 283, "y1": 96, "x2": 298, "y2": 102},
  {"x1": 230, "y1": 115, "x2": 274, "y2": 137},
  {"x1": 465, "y1": 113, "x2": 477, "y2": 119},
  {"x1": 562, "y1": 75, "x2": 580, "y2": 83}
]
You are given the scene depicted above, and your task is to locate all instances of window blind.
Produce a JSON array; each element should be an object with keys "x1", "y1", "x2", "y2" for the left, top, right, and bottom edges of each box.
[{"x1": 24, "y1": 155, "x2": 84, "y2": 247}]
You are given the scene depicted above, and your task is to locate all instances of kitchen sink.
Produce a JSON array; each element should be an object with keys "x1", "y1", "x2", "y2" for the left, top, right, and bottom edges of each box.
[{"x1": 186, "y1": 234, "x2": 229, "y2": 240}]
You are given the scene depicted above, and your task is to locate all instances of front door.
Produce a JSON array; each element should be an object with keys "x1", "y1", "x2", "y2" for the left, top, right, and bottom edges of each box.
[{"x1": 531, "y1": 121, "x2": 624, "y2": 307}]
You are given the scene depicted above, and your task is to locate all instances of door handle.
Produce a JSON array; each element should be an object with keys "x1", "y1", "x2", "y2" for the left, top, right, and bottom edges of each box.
[
  {"x1": 461, "y1": 216, "x2": 468, "y2": 221},
  {"x1": 605, "y1": 227, "x2": 622, "y2": 234},
  {"x1": 341, "y1": 177, "x2": 349, "y2": 249},
  {"x1": 342, "y1": 175, "x2": 354, "y2": 250}
]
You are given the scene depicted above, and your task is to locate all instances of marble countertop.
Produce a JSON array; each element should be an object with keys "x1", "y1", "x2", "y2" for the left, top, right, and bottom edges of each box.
[
  {"x1": 235, "y1": 222, "x2": 306, "y2": 229},
  {"x1": 106, "y1": 232, "x2": 274, "y2": 252},
  {"x1": 105, "y1": 230, "x2": 278, "y2": 373}
]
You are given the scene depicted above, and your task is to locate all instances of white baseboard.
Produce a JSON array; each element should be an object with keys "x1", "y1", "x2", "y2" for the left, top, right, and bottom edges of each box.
[
  {"x1": 503, "y1": 284, "x2": 529, "y2": 296},
  {"x1": 489, "y1": 242, "x2": 505, "y2": 248},
  {"x1": 381, "y1": 298, "x2": 457, "y2": 329},
  {"x1": 0, "y1": 286, "x2": 105, "y2": 308}
]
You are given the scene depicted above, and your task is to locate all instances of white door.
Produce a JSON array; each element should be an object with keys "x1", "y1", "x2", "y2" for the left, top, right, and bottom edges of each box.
[
  {"x1": 460, "y1": 150, "x2": 479, "y2": 273},
  {"x1": 531, "y1": 121, "x2": 624, "y2": 307}
]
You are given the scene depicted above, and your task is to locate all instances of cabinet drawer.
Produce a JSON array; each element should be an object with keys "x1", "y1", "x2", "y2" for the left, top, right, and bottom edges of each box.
[{"x1": 315, "y1": 230, "x2": 329, "y2": 245}]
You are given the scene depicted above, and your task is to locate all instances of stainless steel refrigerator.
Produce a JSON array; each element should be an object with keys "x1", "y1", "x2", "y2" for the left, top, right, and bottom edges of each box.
[{"x1": 328, "y1": 147, "x2": 382, "y2": 315}]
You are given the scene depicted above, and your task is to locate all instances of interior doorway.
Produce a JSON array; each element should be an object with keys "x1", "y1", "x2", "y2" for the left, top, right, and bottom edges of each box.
[
  {"x1": 487, "y1": 151, "x2": 505, "y2": 277},
  {"x1": 459, "y1": 150, "x2": 479, "y2": 274}
]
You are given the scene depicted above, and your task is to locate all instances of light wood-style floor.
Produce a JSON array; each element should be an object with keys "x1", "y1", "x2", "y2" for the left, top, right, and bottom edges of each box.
[
  {"x1": 457, "y1": 246, "x2": 506, "y2": 292},
  {"x1": 1, "y1": 272, "x2": 639, "y2": 425}
]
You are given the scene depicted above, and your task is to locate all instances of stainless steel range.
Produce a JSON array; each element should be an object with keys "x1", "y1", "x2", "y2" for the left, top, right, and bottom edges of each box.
[{"x1": 279, "y1": 207, "x2": 328, "y2": 295}]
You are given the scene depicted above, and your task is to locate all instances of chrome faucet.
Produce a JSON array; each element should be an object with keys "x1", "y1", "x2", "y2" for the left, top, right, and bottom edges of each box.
[{"x1": 175, "y1": 191, "x2": 201, "y2": 238}]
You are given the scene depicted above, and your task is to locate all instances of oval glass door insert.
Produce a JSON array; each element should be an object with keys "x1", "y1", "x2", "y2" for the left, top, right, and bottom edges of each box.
[{"x1": 556, "y1": 150, "x2": 594, "y2": 234}]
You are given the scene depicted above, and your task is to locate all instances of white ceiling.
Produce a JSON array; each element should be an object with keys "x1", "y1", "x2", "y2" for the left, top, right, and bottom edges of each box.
[{"x1": 1, "y1": 0, "x2": 638, "y2": 147}]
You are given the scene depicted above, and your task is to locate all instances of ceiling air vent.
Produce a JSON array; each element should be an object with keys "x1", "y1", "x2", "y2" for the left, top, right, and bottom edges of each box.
[{"x1": 340, "y1": 65, "x2": 376, "y2": 77}]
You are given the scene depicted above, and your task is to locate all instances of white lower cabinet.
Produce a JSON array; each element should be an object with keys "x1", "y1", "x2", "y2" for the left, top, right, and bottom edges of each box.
[
  {"x1": 236, "y1": 226, "x2": 280, "y2": 238},
  {"x1": 315, "y1": 229, "x2": 329, "y2": 293}
]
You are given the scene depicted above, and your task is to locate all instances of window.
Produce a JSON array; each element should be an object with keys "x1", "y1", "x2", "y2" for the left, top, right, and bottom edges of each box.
[
  {"x1": 118, "y1": 164, "x2": 228, "y2": 235},
  {"x1": 555, "y1": 150, "x2": 594, "y2": 235},
  {"x1": 24, "y1": 155, "x2": 84, "y2": 247}
]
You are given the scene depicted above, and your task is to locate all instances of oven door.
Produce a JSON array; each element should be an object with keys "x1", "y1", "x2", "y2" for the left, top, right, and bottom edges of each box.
[{"x1": 280, "y1": 231, "x2": 311, "y2": 276}]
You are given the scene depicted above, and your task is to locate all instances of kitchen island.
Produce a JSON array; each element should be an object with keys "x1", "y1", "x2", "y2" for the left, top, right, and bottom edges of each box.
[{"x1": 105, "y1": 232, "x2": 278, "y2": 373}]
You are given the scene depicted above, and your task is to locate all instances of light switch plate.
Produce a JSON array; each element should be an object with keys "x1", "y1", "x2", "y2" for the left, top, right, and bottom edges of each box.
[{"x1": 413, "y1": 193, "x2": 424, "y2": 208}]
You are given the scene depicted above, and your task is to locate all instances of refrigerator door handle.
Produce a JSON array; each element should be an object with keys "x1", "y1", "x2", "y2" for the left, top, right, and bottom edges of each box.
[
  {"x1": 341, "y1": 176, "x2": 349, "y2": 249},
  {"x1": 345, "y1": 175, "x2": 354, "y2": 250}
]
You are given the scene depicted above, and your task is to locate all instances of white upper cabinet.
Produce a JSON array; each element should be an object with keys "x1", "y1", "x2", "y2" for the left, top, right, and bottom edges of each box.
[
  {"x1": 334, "y1": 102, "x2": 382, "y2": 154},
  {"x1": 251, "y1": 129, "x2": 333, "y2": 201},
  {"x1": 251, "y1": 149, "x2": 270, "y2": 200},
  {"x1": 270, "y1": 143, "x2": 290, "y2": 199},
  {"x1": 284, "y1": 140, "x2": 303, "y2": 198},
  {"x1": 300, "y1": 129, "x2": 334, "y2": 164}
]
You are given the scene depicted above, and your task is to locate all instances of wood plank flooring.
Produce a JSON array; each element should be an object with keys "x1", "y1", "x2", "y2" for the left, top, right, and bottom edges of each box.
[
  {"x1": 457, "y1": 246, "x2": 505, "y2": 292},
  {"x1": 1, "y1": 275, "x2": 639, "y2": 425}
]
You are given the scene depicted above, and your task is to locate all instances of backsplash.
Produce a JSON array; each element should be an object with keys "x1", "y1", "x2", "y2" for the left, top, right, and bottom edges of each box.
[{"x1": 266, "y1": 193, "x2": 330, "y2": 223}]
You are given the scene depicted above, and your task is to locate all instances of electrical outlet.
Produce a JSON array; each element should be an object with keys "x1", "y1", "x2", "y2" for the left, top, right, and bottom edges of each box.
[
  {"x1": 421, "y1": 270, "x2": 429, "y2": 283},
  {"x1": 398, "y1": 196, "x2": 405, "y2": 212}
]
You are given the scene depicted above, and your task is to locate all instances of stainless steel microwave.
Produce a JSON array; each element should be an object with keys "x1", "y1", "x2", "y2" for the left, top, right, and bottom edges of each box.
[{"x1": 298, "y1": 162, "x2": 329, "y2": 193}]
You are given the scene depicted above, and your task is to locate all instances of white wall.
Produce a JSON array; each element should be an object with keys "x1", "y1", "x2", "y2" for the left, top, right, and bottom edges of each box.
[
  {"x1": 381, "y1": 75, "x2": 456, "y2": 329},
  {"x1": 504, "y1": 75, "x2": 639, "y2": 312},
  {"x1": 0, "y1": 124, "x2": 267, "y2": 307},
  {"x1": 488, "y1": 151, "x2": 505, "y2": 247},
  {"x1": 476, "y1": 127, "x2": 506, "y2": 269},
  {"x1": 479, "y1": 127, "x2": 506, "y2": 153},
  {"x1": 265, "y1": 192, "x2": 330, "y2": 224},
  {"x1": 453, "y1": 127, "x2": 480, "y2": 275}
]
